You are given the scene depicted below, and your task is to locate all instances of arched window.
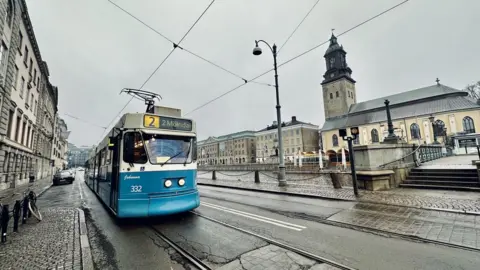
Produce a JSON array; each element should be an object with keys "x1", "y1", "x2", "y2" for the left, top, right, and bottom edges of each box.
[
  {"x1": 463, "y1": 116, "x2": 475, "y2": 133},
  {"x1": 242, "y1": 157, "x2": 246, "y2": 163},
  {"x1": 336, "y1": 91, "x2": 339, "y2": 98},
  {"x1": 6, "y1": 0, "x2": 14, "y2": 27},
  {"x1": 371, "y1": 129, "x2": 379, "y2": 143},
  {"x1": 410, "y1": 123, "x2": 421, "y2": 139},
  {"x1": 329, "y1": 93, "x2": 333, "y2": 99},
  {"x1": 353, "y1": 133, "x2": 360, "y2": 144},
  {"x1": 332, "y1": 135, "x2": 338, "y2": 147},
  {"x1": 434, "y1": 120, "x2": 446, "y2": 136}
]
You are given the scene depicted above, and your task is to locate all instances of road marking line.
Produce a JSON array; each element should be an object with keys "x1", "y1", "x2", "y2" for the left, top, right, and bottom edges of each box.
[{"x1": 201, "y1": 202, "x2": 306, "y2": 231}]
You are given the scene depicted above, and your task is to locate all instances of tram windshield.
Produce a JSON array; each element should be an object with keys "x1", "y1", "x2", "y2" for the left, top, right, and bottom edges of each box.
[{"x1": 142, "y1": 132, "x2": 193, "y2": 165}]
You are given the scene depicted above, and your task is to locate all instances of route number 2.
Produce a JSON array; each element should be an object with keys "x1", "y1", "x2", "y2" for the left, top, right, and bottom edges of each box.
[
  {"x1": 131, "y1": 185, "x2": 142, "y2": 193},
  {"x1": 148, "y1": 117, "x2": 155, "y2": 127}
]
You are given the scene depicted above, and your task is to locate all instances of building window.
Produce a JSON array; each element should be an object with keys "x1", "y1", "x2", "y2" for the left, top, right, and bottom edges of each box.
[
  {"x1": 33, "y1": 69, "x2": 37, "y2": 84},
  {"x1": 332, "y1": 135, "x2": 339, "y2": 147},
  {"x1": 13, "y1": 65, "x2": 19, "y2": 90},
  {"x1": 6, "y1": 0, "x2": 14, "y2": 26},
  {"x1": 23, "y1": 46, "x2": 28, "y2": 64},
  {"x1": 21, "y1": 121, "x2": 26, "y2": 144},
  {"x1": 34, "y1": 100, "x2": 37, "y2": 115},
  {"x1": 336, "y1": 91, "x2": 339, "y2": 98},
  {"x1": 0, "y1": 42, "x2": 8, "y2": 81},
  {"x1": 296, "y1": 129, "x2": 299, "y2": 135},
  {"x1": 20, "y1": 77, "x2": 25, "y2": 98},
  {"x1": 26, "y1": 87, "x2": 31, "y2": 105},
  {"x1": 463, "y1": 116, "x2": 475, "y2": 133},
  {"x1": 353, "y1": 133, "x2": 360, "y2": 144},
  {"x1": 434, "y1": 120, "x2": 446, "y2": 136},
  {"x1": 18, "y1": 31, "x2": 23, "y2": 50},
  {"x1": 7, "y1": 110, "x2": 14, "y2": 138},
  {"x1": 30, "y1": 94, "x2": 34, "y2": 110},
  {"x1": 14, "y1": 116, "x2": 21, "y2": 141},
  {"x1": 410, "y1": 123, "x2": 421, "y2": 139},
  {"x1": 371, "y1": 129, "x2": 379, "y2": 143},
  {"x1": 29, "y1": 59, "x2": 33, "y2": 74},
  {"x1": 329, "y1": 93, "x2": 333, "y2": 99},
  {"x1": 26, "y1": 126, "x2": 31, "y2": 147}
]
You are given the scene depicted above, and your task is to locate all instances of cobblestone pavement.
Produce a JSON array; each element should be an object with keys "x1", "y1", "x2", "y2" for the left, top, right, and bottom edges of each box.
[
  {"x1": 0, "y1": 176, "x2": 52, "y2": 205},
  {"x1": 328, "y1": 203, "x2": 480, "y2": 249},
  {"x1": 0, "y1": 208, "x2": 82, "y2": 269},
  {"x1": 217, "y1": 244, "x2": 340, "y2": 270},
  {"x1": 198, "y1": 172, "x2": 480, "y2": 213}
]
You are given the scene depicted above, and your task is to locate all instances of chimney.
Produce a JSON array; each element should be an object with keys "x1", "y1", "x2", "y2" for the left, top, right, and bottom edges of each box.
[{"x1": 291, "y1": 116, "x2": 297, "y2": 122}]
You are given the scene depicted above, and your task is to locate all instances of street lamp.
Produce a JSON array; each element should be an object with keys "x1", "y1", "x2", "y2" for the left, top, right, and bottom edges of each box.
[
  {"x1": 252, "y1": 40, "x2": 286, "y2": 186},
  {"x1": 428, "y1": 115, "x2": 440, "y2": 144}
]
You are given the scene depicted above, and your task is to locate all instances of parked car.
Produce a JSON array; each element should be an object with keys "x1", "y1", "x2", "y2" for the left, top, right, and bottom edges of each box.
[{"x1": 53, "y1": 170, "x2": 75, "y2": 185}]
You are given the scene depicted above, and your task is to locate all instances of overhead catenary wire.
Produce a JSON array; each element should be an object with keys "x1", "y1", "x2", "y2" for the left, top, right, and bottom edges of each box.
[
  {"x1": 61, "y1": 113, "x2": 107, "y2": 130},
  {"x1": 278, "y1": 0, "x2": 321, "y2": 54},
  {"x1": 183, "y1": 0, "x2": 410, "y2": 116},
  {"x1": 101, "y1": 0, "x2": 217, "y2": 138}
]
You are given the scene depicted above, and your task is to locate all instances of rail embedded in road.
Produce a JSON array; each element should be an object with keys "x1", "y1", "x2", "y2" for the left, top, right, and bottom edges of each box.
[
  {"x1": 149, "y1": 226, "x2": 213, "y2": 270},
  {"x1": 191, "y1": 211, "x2": 356, "y2": 270}
]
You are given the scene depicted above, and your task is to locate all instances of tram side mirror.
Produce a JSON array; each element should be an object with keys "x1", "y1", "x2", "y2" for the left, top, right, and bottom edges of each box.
[{"x1": 192, "y1": 138, "x2": 198, "y2": 161}]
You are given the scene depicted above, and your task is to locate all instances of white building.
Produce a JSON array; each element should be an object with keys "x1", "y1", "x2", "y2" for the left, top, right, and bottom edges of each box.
[
  {"x1": 52, "y1": 116, "x2": 68, "y2": 171},
  {"x1": 255, "y1": 116, "x2": 319, "y2": 163}
]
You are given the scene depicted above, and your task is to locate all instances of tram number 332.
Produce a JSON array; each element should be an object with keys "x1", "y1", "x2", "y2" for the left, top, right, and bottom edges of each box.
[{"x1": 130, "y1": 185, "x2": 142, "y2": 193}]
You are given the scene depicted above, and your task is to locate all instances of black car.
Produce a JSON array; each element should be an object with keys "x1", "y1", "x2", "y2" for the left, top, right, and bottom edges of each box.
[{"x1": 53, "y1": 170, "x2": 75, "y2": 185}]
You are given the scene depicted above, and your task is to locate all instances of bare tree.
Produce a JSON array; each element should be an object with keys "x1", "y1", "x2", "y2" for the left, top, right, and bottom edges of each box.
[{"x1": 464, "y1": 81, "x2": 480, "y2": 99}]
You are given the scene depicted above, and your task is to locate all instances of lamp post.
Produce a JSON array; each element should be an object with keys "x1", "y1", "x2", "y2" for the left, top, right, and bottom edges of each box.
[
  {"x1": 253, "y1": 40, "x2": 286, "y2": 186},
  {"x1": 429, "y1": 115, "x2": 440, "y2": 144}
]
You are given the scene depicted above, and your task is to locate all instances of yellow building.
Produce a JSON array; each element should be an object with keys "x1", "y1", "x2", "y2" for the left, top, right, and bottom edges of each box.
[{"x1": 320, "y1": 34, "x2": 480, "y2": 157}]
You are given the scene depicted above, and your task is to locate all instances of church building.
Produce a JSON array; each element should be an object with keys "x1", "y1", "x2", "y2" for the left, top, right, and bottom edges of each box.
[{"x1": 320, "y1": 34, "x2": 480, "y2": 157}]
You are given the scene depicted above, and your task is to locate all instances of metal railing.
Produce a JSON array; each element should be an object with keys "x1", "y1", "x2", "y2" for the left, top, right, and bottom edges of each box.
[
  {"x1": 0, "y1": 190, "x2": 38, "y2": 243},
  {"x1": 378, "y1": 144, "x2": 444, "y2": 168}
]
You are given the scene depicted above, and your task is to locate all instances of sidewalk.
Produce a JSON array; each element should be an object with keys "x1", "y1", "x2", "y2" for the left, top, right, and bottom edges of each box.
[
  {"x1": 197, "y1": 175, "x2": 480, "y2": 214},
  {"x1": 0, "y1": 208, "x2": 92, "y2": 270},
  {"x1": 0, "y1": 176, "x2": 53, "y2": 205}
]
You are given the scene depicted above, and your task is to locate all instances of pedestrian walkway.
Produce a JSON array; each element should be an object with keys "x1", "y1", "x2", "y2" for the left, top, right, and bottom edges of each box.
[
  {"x1": 0, "y1": 176, "x2": 52, "y2": 205},
  {"x1": 198, "y1": 176, "x2": 480, "y2": 213},
  {"x1": 328, "y1": 203, "x2": 480, "y2": 250},
  {"x1": 0, "y1": 180, "x2": 92, "y2": 269}
]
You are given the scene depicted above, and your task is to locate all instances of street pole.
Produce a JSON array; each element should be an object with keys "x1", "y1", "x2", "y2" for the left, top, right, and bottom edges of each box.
[
  {"x1": 347, "y1": 138, "x2": 359, "y2": 196},
  {"x1": 253, "y1": 40, "x2": 286, "y2": 186},
  {"x1": 272, "y1": 44, "x2": 286, "y2": 186}
]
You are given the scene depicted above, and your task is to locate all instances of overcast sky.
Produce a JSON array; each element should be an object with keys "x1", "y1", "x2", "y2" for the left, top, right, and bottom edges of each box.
[{"x1": 25, "y1": 0, "x2": 480, "y2": 146}]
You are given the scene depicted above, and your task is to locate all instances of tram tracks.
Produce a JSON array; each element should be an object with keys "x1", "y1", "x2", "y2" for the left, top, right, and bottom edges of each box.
[
  {"x1": 149, "y1": 225, "x2": 213, "y2": 270},
  {"x1": 190, "y1": 210, "x2": 356, "y2": 270}
]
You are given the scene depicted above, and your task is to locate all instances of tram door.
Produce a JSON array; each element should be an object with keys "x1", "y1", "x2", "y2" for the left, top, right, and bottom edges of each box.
[{"x1": 109, "y1": 134, "x2": 121, "y2": 211}]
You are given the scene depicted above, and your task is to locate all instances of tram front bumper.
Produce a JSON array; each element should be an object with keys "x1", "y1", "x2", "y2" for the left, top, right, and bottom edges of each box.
[{"x1": 117, "y1": 191, "x2": 200, "y2": 218}]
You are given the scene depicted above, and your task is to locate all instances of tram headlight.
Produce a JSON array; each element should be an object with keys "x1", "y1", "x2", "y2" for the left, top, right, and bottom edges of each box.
[
  {"x1": 164, "y1": 180, "x2": 172, "y2": 188},
  {"x1": 178, "y1": 178, "x2": 185, "y2": 186}
]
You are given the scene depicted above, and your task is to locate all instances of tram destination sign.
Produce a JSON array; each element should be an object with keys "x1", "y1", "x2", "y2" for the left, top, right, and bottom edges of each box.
[{"x1": 143, "y1": 115, "x2": 193, "y2": 131}]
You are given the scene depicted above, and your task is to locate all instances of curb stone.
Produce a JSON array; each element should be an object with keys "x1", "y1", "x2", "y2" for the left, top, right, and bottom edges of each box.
[
  {"x1": 198, "y1": 182, "x2": 480, "y2": 216},
  {"x1": 77, "y1": 208, "x2": 94, "y2": 270}
]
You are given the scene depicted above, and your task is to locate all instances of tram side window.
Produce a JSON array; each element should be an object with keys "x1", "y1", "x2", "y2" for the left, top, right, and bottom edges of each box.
[{"x1": 123, "y1": 132, "x2": 148, "y2": 164}]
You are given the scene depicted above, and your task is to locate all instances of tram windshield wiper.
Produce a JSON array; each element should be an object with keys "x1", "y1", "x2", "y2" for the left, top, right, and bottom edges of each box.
[
  {"x1": 183, "y1": 142, "x2": 192, "y2": 166},
  {"x1": 160, "y1": 142, "x2": 192, "y2": 167}
]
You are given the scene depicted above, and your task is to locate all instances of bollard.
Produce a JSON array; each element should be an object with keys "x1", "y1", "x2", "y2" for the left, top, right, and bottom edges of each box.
[
  {"x1": 212, "y1": 170, "x2": 216, "y2": 180},
  {"x1": 13, "y1": 200, "x2": 21, "y2": 232},
  {"x1": 1, "y1": 204, "x2": 10, "y2": 243},
  {"x1": 22, "y1": 196, "x2": 29, "y2": 224},
  {"x1": 254, "y1": 171, "x2": 260, "y2": 183}
]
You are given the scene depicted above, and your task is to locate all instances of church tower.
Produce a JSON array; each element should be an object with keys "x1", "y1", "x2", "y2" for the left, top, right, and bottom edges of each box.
[{"x1": 321, "y1": 34, "x2": 356, "y2": 119}]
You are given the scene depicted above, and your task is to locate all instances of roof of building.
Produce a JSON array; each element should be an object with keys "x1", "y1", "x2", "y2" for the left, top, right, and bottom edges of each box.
[
  {"x1": 257, "y1": 116, "x2": 318, "y2": 133},
  {"x1": 198, "y1": 130, "x2": 256, "y2": 145},
  {"x1": 321, "y1": 84, "x2": 480, "y2": 131}
]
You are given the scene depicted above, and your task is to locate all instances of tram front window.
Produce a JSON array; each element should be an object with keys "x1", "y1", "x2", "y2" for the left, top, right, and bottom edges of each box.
[
  {"x1": 123, "y1": 132, "x2": 148, "y2": 164},
  {"x1": 142, "y1": 133, "x2": 193, "y2": 165}
]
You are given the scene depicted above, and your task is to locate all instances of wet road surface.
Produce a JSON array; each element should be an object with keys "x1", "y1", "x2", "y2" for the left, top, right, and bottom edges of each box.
[{"x1": 198, "y1": 185, "x2": 480, "y2": 270}]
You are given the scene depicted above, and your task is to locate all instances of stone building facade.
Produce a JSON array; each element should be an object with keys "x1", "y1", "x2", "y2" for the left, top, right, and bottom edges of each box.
[
  {"x1": 0, "y1": 0, "x2": 64, "y2": 191},
  {"x1": 320, "y1": 34, "x2": 480, "y2": 160},
  {"x1": 52, "y1": 116, "x2": 68, "y2": 171},
  {"x1": 198, "y1": 130, "x2": 256, "y2": 165},
  {"x1": 255, "y1": 116, "x2": 319, "y2": 163}
]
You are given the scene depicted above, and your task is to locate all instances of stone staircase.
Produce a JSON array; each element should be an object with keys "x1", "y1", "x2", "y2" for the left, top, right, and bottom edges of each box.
[{"x1": 400, "y1": 168, "x2": 480, "y2": 191}]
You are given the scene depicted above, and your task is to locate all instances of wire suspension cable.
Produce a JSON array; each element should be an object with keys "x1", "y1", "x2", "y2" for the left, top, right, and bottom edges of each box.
[
  {"x1": 278, "y1": 0, "x2": 321, "y2": 53},
  {"x1": 101, "y1": 0, "x2": 217, "y2": 137},
  {"x1": 184, "y1": 0, "x2": 410, "y2": 116}
]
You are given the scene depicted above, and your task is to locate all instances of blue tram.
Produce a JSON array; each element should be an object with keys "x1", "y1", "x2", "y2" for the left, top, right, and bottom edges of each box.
[{"x1": 85, "y1": 111, "x2": 199, "y2": 218}]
